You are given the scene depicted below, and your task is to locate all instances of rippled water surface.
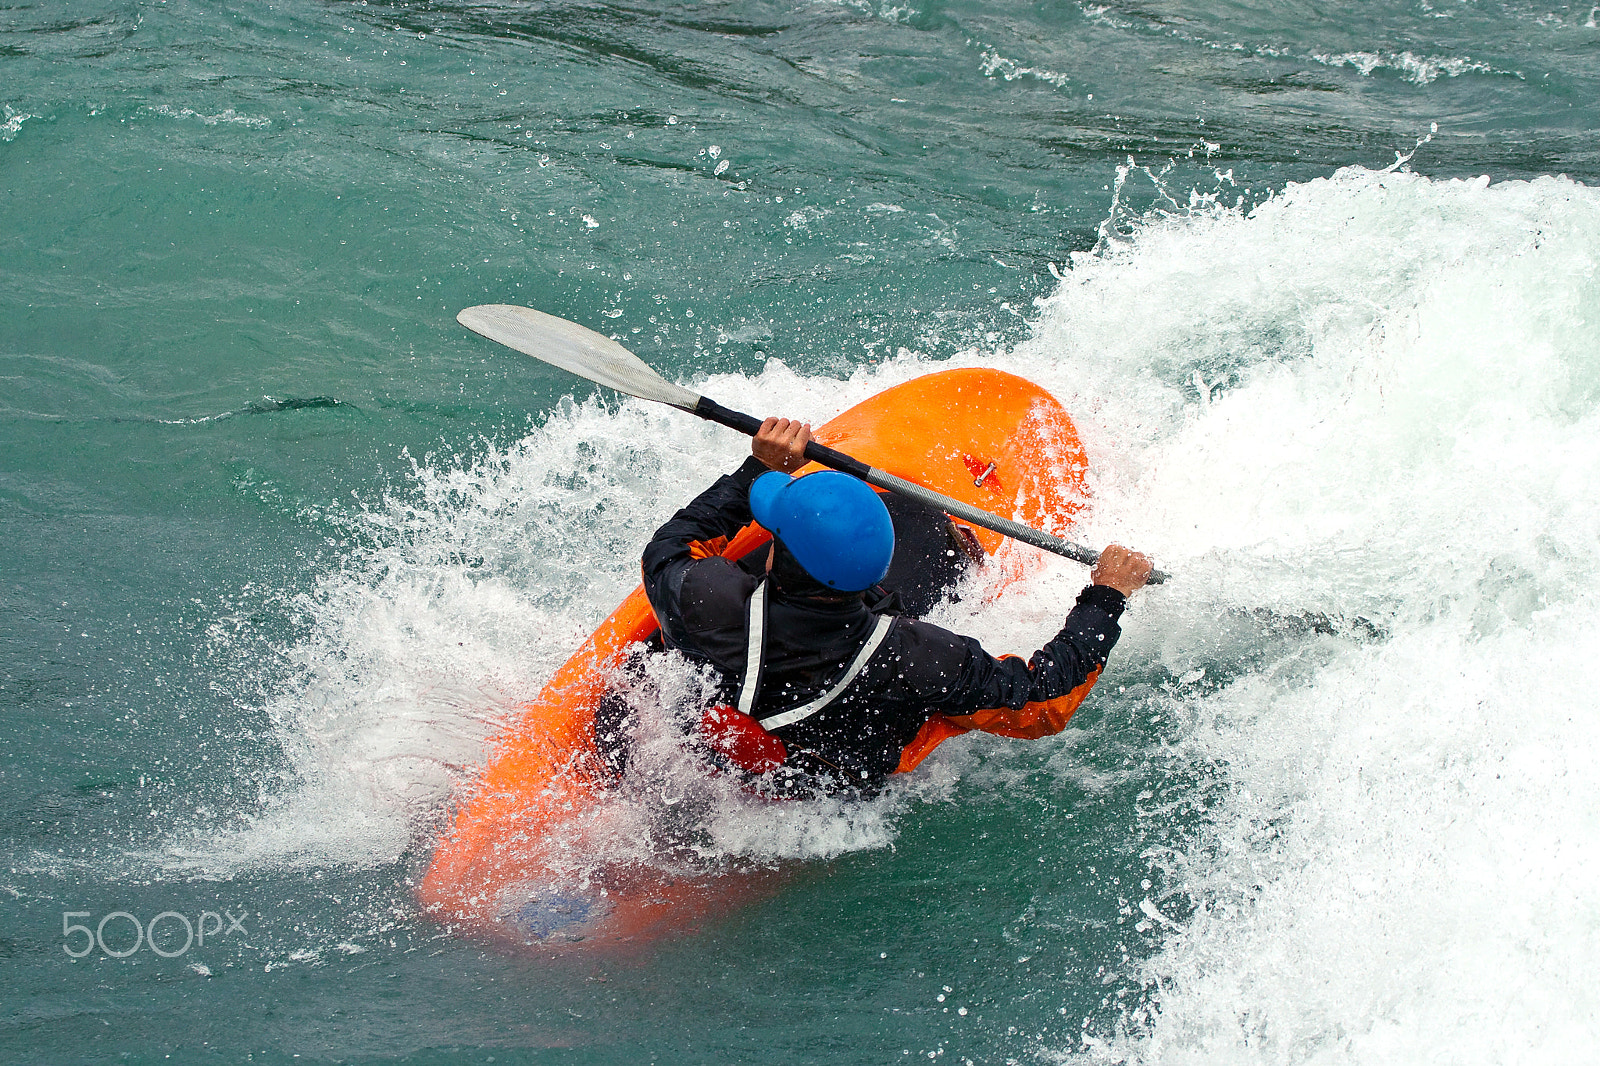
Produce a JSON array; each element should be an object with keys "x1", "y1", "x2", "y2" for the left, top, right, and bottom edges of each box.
[{"x1": 4, "y1": 1, "x2": 1599, "y2": 1063}]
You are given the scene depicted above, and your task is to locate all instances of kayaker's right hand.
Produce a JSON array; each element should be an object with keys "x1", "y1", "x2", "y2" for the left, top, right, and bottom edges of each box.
[
  {"x1": 1090, "y1": 544, "x2": 1153, "y2": 596},
  {"x1": 754, "y1": 417, "x2": 813, "y2": 473}
]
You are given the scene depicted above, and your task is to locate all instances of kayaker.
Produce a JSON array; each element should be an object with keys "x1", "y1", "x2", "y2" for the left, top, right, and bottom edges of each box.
[{"x1": 624, "y1": 416, "x2": 1152, "y2": 796}]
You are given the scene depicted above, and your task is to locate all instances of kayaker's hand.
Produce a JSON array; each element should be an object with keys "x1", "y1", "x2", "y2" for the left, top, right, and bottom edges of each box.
[
  {"x1": 754, "y1": 417, "x2": 813, "y2": 473},
  {"x1": 1090, "y1": 544, "x2": 1153, "y2": 596}
]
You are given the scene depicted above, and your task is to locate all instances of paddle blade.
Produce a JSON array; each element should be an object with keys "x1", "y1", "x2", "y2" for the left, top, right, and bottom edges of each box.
[{"x1": 457, "y1": 305, "x2": 703, "y2": 411}]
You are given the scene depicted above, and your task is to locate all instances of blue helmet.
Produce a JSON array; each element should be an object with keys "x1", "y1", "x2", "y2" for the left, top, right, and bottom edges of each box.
[{"x1": 749, "y1": 470, "x2": 894, "y2": 592}]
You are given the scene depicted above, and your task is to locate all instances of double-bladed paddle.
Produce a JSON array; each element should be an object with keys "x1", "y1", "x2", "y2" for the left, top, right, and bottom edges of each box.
[{"x1": 456, "y1": 304, "x2": 1167, "y2": 584}]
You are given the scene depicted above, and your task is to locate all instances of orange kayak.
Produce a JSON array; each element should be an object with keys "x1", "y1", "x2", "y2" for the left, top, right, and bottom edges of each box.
[{"x1": 419, "y1": 367, "x2": 1090, "y2": 946}]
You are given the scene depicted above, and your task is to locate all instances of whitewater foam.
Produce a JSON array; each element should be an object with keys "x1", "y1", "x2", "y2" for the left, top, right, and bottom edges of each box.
[
  {"x1": 1309, "y1": 51, "x2": 1505, "y2": 86},
  {"x1": 1014, "y1": 167, "x2": 1600, "y2": 1062}
]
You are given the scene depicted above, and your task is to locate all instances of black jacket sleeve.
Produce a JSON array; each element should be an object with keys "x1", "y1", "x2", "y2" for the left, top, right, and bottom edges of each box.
[
  {"x1": 894, "y1": 583, "x2": 1126, "y2": 715},
  {"x1": 641, "y1": 456, "x2": 768, "y2": 651}
]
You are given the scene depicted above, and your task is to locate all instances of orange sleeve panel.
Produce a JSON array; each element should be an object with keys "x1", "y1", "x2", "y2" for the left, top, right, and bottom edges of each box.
[{"x1": 893, "y1": 665, "x2": 1103, "y2": 774}]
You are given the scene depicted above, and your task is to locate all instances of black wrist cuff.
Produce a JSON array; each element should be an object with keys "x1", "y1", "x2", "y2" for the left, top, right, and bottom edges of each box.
[
  {"x1": 733, "y1": 455, "x2": 770, "y2": 489},
  {"x1": 1077, "y1": 583, "x2": 1127, "y2": 619}
]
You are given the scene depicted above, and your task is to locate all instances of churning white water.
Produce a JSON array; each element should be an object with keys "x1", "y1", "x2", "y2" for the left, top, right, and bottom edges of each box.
[{"x1": 1021, "y1": 167, "x2": 1600, "y2": 1063}]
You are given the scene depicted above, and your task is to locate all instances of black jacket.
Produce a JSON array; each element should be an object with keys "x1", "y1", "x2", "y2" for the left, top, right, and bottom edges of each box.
[{"x1": 641, "y1": 457, "x2": 1126, "y2": 791}]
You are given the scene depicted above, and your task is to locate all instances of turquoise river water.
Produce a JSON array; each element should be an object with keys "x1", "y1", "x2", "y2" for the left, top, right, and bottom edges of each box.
[{"x1": 4, "y1": 1, "x2": 1600, "y2": 1063}]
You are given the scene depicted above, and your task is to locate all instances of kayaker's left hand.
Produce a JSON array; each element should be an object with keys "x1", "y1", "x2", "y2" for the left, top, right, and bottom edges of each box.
[{"x1": 754, "y1": 417, "x2": 813, "y2": 473}]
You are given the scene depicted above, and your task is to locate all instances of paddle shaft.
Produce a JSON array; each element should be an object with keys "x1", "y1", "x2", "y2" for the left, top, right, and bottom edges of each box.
[
  {"x1": 451, "y1": 305, "x2": 1169, "y2": 584},
  {"x1": 692, "y1": 397, "x2": 1169, "y2": 583}
]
